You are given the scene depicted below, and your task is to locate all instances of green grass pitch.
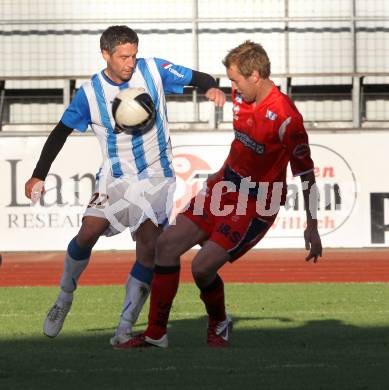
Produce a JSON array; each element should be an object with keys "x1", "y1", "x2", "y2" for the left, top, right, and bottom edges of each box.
[{"x1": 1, "y1": 283, "x2": 389, "y2": 389}]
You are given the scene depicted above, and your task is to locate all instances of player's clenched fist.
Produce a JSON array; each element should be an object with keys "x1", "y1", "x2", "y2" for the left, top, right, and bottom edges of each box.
[
  {"x1": 25, "y1": 177, "x2": 45, "y2": 202},
  {"x1": 205, "y1": 87, "x2": 226, "y2": 107}
]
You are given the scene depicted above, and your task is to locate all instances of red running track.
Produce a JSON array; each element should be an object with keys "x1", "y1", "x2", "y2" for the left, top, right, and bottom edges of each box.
[{"x1": 0, "y1": 249, "x2": 388, "y2": 286}]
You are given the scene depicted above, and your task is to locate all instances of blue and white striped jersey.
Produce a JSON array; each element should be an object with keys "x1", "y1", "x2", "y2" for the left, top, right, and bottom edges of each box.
[{"x1": 61, "y1": 57, "x2": 193, "y2": 179}]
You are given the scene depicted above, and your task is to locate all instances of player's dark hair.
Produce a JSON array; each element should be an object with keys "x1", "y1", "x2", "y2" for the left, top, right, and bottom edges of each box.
[
  {"x1": 223, "y1": 40, "x2": 271, "y2": 79},
  {"x1": 100, "y1": 25, "x2": 139, "y2": 54}
]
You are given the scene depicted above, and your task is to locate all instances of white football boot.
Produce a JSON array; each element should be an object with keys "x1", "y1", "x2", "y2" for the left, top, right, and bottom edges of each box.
[
  {"x1": 110, "y1": 319, "x2": 133, "y2": 346},
  {"x1": 43, "y1": 301, "x2": 72, "y2": 338}
]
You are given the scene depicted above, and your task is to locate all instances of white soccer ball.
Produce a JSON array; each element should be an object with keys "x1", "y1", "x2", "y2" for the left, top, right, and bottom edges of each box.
[{"x1": 112, "y1": 87, "x2": 156, "y2": 134}]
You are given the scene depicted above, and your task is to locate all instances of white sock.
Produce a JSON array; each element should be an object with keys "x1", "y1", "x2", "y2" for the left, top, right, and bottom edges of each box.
[
  {"x1": 59, "y1": 252, "x2": 90, "y2": 296},
  {"x1": 58, "y1": 290, "x2": 74, "y2": 304},
  {"x1": 117, "y1": 275, "x2": 151, "y2": 332}
]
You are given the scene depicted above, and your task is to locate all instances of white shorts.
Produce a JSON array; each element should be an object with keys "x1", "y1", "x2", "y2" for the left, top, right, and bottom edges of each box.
[{"x1": 84, "y1": 175, "x2": 176, "y2": 238}]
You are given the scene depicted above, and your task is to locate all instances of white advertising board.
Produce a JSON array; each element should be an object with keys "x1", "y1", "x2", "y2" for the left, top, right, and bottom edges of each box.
[{"x1": 1, "y1": 130, "x2": 388, "y2": 251}]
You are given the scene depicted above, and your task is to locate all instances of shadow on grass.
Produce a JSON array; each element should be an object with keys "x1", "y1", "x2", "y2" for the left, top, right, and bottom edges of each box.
[{"x1": 1, "y1": 315, "x2": 389, "y2": 390}]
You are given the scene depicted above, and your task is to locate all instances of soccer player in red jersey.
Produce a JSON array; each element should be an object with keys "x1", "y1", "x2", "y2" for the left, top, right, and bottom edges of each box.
[{"x1": 114, "y1": 41, "x2": 323, "y2": 349}]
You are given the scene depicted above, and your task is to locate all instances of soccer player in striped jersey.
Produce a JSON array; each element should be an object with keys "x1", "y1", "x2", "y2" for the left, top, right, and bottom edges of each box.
[{"x1": 24, "y1": 25, "x2": 226, "y2": 343}]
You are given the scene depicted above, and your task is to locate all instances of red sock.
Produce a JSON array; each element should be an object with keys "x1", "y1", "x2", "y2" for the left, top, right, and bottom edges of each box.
[
  {"x1": 199, "y1": 274, "x2": 226, "y2": 322},
  {"x1": 144, "y1": 266, "x2": 180, "y2": 340}
]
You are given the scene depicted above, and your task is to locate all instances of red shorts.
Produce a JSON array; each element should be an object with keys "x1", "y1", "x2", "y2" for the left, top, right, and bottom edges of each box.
[{"x1": 183, "y1": 188, "x2": 277, "y2": 261}]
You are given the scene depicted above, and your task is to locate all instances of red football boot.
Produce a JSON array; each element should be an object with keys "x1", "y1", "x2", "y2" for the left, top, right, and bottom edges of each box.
[
  {"x1": 207, "y1": 315, "x2": 233, "y2": 347},
  {"x1": 113, "y1": 333, "x2": 168, "y2": 349}
]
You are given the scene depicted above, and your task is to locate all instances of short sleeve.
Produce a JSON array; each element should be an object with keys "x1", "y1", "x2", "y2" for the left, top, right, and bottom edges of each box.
[
  {"x1": 154, "y1": 58, "x2": 193, "y2": 94},
  {"x1": 61, "y1": 86, "x2": 91, "y2": 132},
  {"x1": 281, "y1": 114, "x2": 314, "y2": 176}
]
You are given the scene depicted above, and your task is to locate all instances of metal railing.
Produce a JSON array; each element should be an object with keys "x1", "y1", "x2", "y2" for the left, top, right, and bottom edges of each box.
[
  {"x1": 1, "y1": 72, "x2": 389, "y2": 131},
  {"x1": 1, "y1": 0, "x2": 389, "y2": 131}
]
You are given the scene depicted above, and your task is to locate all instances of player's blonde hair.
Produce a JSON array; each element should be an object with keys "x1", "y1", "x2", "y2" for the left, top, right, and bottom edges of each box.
[{"x1": 223, "y1": 40, "x2": 271, "y2": 79}]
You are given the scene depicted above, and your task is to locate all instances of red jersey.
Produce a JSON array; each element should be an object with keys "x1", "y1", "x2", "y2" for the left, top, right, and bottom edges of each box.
[{"x1": 218, "y1": 85, "x2": 314, "y2": 204}]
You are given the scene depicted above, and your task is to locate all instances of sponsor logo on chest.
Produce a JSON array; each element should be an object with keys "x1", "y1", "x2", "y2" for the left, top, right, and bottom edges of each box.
[
  {"x1": 266, "y1": 109, "x2": 278, "y2": 120},
  {"x1": 234, "y1": 129, "x2": 265, "y2": 154}
]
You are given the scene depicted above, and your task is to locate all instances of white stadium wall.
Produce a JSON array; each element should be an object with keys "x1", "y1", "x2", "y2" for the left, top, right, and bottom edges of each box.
[
  {"x1": 1, "y1": 0, "x2": 389, "y2": 78},
  {"x1": 1, "y1": 130, "x2": 388, "y2": 251},
  {"x1": 2, "y1": 0, "x2": 389, "y2": 128},
  {"x1": 2, "y1": 0, "x2": 389, "y2": 126}
]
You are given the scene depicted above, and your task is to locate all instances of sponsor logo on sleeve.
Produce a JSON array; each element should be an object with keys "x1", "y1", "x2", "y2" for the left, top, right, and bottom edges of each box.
[{"x1": 161, "y1": 63, "x2": 184, "y2": 78}]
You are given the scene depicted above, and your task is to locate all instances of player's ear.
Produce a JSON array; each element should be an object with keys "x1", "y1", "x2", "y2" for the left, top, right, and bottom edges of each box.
[
  {"x1": 102, "y1": 49, "x2": 110, "y2": 62},
  {"x1": 249, "y1": 71, "x2": 260, "y2": 83}
]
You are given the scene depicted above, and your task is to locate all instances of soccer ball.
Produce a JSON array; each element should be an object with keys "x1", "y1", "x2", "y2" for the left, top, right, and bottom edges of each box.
[{"x1": 112, "y1": 87, "x2": 156, "y2": 134}]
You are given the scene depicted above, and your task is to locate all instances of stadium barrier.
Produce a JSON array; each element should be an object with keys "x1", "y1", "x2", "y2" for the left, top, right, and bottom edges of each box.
[{"x1": 1, "y1": 130, "x2": 388, "y2": 251}]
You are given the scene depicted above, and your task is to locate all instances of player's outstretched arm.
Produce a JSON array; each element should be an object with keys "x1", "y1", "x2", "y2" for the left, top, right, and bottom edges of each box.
[
  {"x1": 300, "y1": 170, "x2": 323, "y2": 262},
  {"x1": 24, "y1": 121, "x2": 73, "y2": 200},
  {"x1": 190, "y1": 70, "x2": 226, "y2": 107}
]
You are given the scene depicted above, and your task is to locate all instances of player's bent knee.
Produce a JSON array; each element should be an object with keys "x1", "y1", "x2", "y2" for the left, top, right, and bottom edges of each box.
[
  {"x1": 155, "y1": 234, "x2": 181, "y2": 262},
  {"x1": 76, "y1": 228, "x2": 101, "y2": 248},
  {"x1": 191, "y1": 262, "x2": 212, "y2": 285},
  {"x1": 136, "y1": 240, "x2": 157, "y2": 266},
  {"x1": 77, "y1": 218, "x2": 109, "y2": 247},
  {"x1": 76, "y1": 234, "x2": 97, "y2": 249},
  {"x1": 155, "y1": 235, "x2": 170, "y2": 257}
]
